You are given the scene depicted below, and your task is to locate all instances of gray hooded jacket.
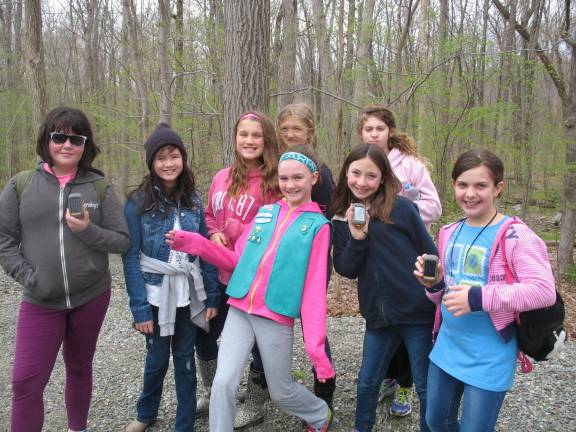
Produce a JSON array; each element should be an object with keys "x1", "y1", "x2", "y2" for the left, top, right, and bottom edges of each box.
[{"x1": 0, "y1": 163, "x2": 130, "y2": 309}]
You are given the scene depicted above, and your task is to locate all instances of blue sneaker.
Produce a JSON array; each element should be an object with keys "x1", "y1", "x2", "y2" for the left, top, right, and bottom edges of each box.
[{"x1": 390, "y1": 386, "x2": 413, "y2": 416}]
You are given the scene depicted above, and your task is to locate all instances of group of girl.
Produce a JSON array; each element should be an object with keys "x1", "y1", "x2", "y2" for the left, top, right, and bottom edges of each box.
[{"x1": 0, "y1": 103, "x2": 556, "y2": 432}]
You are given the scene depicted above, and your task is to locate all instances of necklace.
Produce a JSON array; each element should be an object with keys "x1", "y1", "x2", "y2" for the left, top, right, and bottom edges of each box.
[{"x1": 448, "y1": 210, "x2": 499, "y2": 279}]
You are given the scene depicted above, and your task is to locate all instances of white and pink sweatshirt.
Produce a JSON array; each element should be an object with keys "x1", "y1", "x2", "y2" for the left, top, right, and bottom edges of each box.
[
  {"x1": 388, "y1": 148, "x2": 442, "y2": 227},
  {"x1": 204, "y1": 167, "x2": 276, "y2": 284},
  {"x1": 172, "y1": 199, "x2": 335, "y2": 380}
]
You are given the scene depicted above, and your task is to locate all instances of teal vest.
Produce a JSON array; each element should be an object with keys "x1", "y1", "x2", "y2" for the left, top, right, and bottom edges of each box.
[{"x1": 226, "y1": 204, "x2": 329, "y2": 317}]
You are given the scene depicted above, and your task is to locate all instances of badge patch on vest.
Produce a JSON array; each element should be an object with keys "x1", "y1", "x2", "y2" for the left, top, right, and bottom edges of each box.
[
  {"x1": 248, "y1": 225, "x2": 263, "y2": 243},
  {"x1": 299, "y1": 218, "x2": 316, "y2": 235},
  {"x1": 254, "y1": 211, "x2": 273, "y2": 224}
]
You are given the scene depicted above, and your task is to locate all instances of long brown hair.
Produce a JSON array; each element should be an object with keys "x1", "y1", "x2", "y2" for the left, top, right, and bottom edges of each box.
[
  {"x1": 228, "y1": 111, "x2": 280, "y2": 199},
  {"x1": 357, "y1": 105, "x2": 424, "y2": 161},
  {"x1": 332, "y1": 144, "x2": 401, "y2": 223}
]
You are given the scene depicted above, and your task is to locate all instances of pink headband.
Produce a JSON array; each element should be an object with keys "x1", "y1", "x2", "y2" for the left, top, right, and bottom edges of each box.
[{"x1": 239, "y1": 112, "x2": 260, "y2": 122}]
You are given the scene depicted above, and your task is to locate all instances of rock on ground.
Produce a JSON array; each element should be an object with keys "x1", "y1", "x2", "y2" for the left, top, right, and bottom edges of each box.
[{"x1": 0, "y1": 255, "x2": 574, "y2": 431}]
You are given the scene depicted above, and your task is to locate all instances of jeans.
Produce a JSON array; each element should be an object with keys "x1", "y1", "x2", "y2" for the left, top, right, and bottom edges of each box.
[
  {"x1": 385, "y1": 342, "x2": 413, "y2": 387},
  {"x1": 195, "y1": 286, "x2": 229, "y2": 361},
  {"x1": 426, "y1": 362, "x2": 506, "y2": 432},
  {"x1": 137, "y1": 306, "x2": 198, "y2": 432},
  {"x1": 355, "y1": 324, "x2": 433, "y2": 432}
]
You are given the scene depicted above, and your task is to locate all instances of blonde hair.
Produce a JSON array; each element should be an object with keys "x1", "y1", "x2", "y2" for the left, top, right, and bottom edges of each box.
[{"x1": 276, "y1": 103, "x2": 319, "y2": 151}]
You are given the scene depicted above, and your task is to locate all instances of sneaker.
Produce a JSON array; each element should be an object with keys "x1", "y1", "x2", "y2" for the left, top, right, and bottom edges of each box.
[
  {"x1": 390, "y1": 386, "x2": 413, "y2": 417},
  {"x1": 378, "y1": 378, "x2": 398, "y2": 403},
  {"x1": 305, "y1": 407, "x2": 332, "y2": 431}
]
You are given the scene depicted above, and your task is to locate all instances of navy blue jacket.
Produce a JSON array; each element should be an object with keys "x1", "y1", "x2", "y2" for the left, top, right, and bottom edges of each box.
[
  {"x1": 333, "y1": 196, "x2": 437, "y2": 329},
  {"x1": 123, "y1": 188, "x2": 219, "y2": 323},
  {"x1": 313, "y1": 164, "x2": 335, "y2": 219}
]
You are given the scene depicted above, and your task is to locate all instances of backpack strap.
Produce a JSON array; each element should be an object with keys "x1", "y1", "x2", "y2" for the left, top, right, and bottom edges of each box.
[
  {"x1": 14, "y1": 170, "x2": 34, "y2": 201},
  {"x1": 94, "y1": 178, "x2": 107, "y2": 203},
  {"x1": 15, "y1": 169, "x2": 107, "y2": 203},
  {"x1": 500, "y1": 230, "x2": 534, "y2": 373}
]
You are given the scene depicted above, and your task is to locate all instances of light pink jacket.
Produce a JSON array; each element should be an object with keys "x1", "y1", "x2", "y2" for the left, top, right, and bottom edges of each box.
[
  {"x1": 172, "y1": 199, "x2": 335, "y2": 379},
  {"x1": 388, "y1": 148, "x2": 442, "y2": 227},
  {"x1": 428, "y1": 217, "x2": 556, "y2": 341},
  {"x1": 204, "y1": 167, "x2": 276, "y2": 284}
]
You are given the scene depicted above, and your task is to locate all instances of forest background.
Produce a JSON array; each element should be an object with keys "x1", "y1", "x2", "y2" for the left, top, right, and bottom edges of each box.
[{"x1": 1, "y1": 0, "x2": 575, "y2": 277}]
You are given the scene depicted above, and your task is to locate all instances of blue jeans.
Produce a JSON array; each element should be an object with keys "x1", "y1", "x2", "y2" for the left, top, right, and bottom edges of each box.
[
  {"x1": 355, "y1": 324, "x2": 433, "y2": 432},
  {"x1": 195, "y1": 285, "x2": 229, "y2": 361},
  {"x1": 137, "y1": 306, "x2": 198, "y2": 432},
  {"x1": 426, "y1": 362, "x2": 506, "y2": 432}
]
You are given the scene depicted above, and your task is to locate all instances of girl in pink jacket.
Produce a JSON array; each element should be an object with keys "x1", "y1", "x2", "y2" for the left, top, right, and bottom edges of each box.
[
  {"x1": 357, "y1": 105, "x2": 442, "y2": 417},
  {"x1": 414, "y1": 149, "x2": 556, "y2": 431},
  {"x1": 167, "y1": 145, "x2": 334, "y2": 432},
  {"x1": 194, "y1": 111, "x2": 280, "y2": 416}
]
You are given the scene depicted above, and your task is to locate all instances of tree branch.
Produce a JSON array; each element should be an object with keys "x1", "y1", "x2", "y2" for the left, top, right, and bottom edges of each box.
[{"x1": 492, "y1": 0, "x2": 568, "y2": 104}]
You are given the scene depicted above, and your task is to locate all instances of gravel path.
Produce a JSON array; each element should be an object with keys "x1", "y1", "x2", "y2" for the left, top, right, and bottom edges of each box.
[{"x1": 0, "y1": 255, "x2": 574, "y2": 431}]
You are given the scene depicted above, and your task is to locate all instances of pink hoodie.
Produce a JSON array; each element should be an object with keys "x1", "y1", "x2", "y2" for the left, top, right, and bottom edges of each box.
[
  {"x1": 388, "y1": 148, "x2": 442, "y2": 227},
  {"x1": 204, "y1": 167, "x2": 276, "y2": 284},
  {"x1": 428, "y1": 217, "x2": 556, "y2": 339},
  {"x1": 172, "y1": 199, "x2": 335, "y2": 380}
]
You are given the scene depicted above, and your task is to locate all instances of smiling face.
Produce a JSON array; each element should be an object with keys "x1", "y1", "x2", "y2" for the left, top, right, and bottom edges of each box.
[
  {"x1": 48, "y1": 127, "x2": 85, "y2": 175},
  {"x1": 360, "y1": 116, "x2": 391, "y2": 154},
  {"x1": 278, "y1": 159, "x2": 318, "y2": 208},
  {"x1": 278, "y1": 115, "x2": 313, "y2": 148},
  {"x1": 346, "y1": 156, "x2": 383, "y2": 203},
  {"x1": 453, "y1": 165, "x2": 504, "y2": 226},
  {"x1": 153, "y1": 145, "x2": 184, "y2": 189},
  {"x1": 236, "y1": 119, "x2": 265, "y2": 168}
]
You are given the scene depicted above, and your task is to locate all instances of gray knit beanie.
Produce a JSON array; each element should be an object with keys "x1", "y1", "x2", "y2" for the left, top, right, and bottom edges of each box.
[{"x1": 144, "y1": 123, "x2": 187, "y2": 169}]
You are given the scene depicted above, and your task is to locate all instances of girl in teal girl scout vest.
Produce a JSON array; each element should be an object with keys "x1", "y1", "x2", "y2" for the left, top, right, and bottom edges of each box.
[{"x1": 166, "y1": 145, "x2": 334, "y2": 432}]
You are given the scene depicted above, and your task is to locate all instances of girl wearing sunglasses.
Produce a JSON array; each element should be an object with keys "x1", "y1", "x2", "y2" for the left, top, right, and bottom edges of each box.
[{"x1": 0, "y1": 106, "x2": 130, "y2": 432}]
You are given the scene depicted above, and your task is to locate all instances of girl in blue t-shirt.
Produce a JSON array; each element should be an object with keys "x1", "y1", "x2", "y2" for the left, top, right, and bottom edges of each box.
[{"x1": 415, "y1": 149, "x2": 556, "y2": 432}]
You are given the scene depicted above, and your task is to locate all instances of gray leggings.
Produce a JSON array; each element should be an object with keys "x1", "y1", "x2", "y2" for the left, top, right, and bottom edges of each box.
[{"x1": 209, "y1": 307, "x2": 329, "y2": 431}]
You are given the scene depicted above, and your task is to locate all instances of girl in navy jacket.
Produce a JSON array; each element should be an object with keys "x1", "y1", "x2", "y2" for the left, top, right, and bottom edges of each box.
[{"x1": 332, "y1": 144, "x2": 438, "y2": 432}]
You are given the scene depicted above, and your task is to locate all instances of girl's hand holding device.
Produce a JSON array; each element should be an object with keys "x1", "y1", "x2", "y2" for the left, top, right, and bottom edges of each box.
[
  {"x1": 347, "y1": 204, "x2": 370, "y2": 240},
  {"x1": 414, "y1": 254, "x2": 443, "y2": 287}
]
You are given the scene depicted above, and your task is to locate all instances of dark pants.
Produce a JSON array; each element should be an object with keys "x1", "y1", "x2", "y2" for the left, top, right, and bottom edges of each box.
[
  {"x1": 386, "y1": 342, "x2": 414, "y2": 387},
  {"x1": 195, "y1": 284, "x2": 229, "y2": 361},
  {"x1": 137, "y1": 306, "x2": 198, "y2": 432},
  {"x1": 11, "y1": 289, "x2": 110, "y2": 432}
]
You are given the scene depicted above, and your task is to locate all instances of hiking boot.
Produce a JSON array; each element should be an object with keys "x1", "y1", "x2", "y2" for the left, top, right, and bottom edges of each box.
[
  {"x1": 390, "y1": 386, "x2": 413, "y2": 417},
  {"x1": 196, "y1": 358, "x2": 217, "y2": 417},
  {"x1": 304, "y1": 407, "x2": 332, "y2": 432},
  {"x1": 234, "y1": 366, "x2": 269, "y2": 430},
  {"x1": 378, "y1": 378, "x2": 398, "y2": 403},
  {"x1": 125, "y1": 420, "x2": 150, "y2": 432}
]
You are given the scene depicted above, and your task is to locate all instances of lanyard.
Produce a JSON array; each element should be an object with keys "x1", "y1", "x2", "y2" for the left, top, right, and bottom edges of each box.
[{"x1": 448, "y1": 210, "x2": 498, "y2": 281}]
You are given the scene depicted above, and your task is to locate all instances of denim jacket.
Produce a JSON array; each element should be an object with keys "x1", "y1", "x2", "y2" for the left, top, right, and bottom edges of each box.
[{"x1": 122, "y1": 188, "x2": 220, "y2": 323}]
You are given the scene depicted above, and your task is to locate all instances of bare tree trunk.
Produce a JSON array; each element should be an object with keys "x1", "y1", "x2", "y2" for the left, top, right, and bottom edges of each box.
[
  {"x1": 416, "y1": 0, "x2": 429, "y2": 144},
  {"x1": 277, "y1": 0, "x2": 297, "y2": 108},
  {"x1": 174, "y1": 0, "x2": 184, "y2": 98},
  {"x1": 159, "y1": 0, "x2": 172, "y2": 124},
  {"x1": 221, "y1": 0, "x2": 270, "y2": 165},
  {"x1": 24, "y1": 0, "x2": 48, "y2": 132},
  {"x1": 351, "y1": 0, "x2": 375, "y2": 106},
  {"x1": 312, "y1": 0, "x2": 336, "y2": 120},
  {"x1": 122, "y1": 0, "x2": 150, "y2": 141}
]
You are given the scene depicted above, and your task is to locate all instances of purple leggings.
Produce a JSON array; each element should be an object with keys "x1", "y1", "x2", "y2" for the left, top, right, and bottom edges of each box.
[{"x1": 11, "y1": 289, "x2": 110, "y2": 432}]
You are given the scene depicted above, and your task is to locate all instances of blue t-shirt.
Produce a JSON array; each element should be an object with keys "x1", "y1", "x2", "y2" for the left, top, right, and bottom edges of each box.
[{"x1": 430, "y1": 217, "x2": 517, "y2": 392}]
